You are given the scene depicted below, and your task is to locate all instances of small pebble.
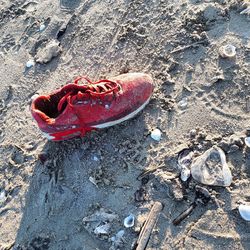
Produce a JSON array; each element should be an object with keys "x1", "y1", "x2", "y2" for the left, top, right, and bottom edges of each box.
[
  {"x1": 150, "y1": 129, "x2": 162, "y2": 141},
  {"x1": 26, "y1": 59, "x2": 35, "y2": 68}
]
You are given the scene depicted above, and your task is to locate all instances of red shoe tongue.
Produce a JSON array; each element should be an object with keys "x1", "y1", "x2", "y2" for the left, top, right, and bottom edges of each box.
[{"x1": 57, "y1": 91, "x2": 73, "y2": 112}]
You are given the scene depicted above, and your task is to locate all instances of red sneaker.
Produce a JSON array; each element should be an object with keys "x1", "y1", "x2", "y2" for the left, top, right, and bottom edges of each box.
[{"x1": 31, "y1": 72, "x2": 154, "y2": 141}]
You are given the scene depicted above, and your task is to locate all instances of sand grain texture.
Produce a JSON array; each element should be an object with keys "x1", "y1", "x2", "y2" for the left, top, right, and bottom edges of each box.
[{"x1": 0, "y1": 0, "x2": 250, "y2": 249}]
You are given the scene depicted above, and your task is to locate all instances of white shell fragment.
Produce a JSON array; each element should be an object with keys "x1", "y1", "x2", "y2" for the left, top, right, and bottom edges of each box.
[
  {"x1": 39, "y1": 23, "x2": 46, "y2": 32},
  {"x1": 0, "y1": 190, "x2": 6, "y2": 204},
  {"x1": 94, "y1": 223, "x2": 111, "y2": 235},
  {"x1": 82, "y1": 208, "x2": 118, "y2": 238},
  {"x1": 110, "y1": 230, "x2": 125, "y2": 248},
  {"x1": 151, "y1": 129, "x2": 162, "y2": 141},
  {"x1": 181, "y1": 167, "x2": 191, "y2": 182},
  {"x1": 178, "y1": 149, "x2": 194, "y2": 182},
  {"x1": 123, "y1": 214, "x2": 135, "y2": 228},
  {"x1": 239, "y1": 204, "x2": 250, "y2": 221},
  {"x1": 93, "y1": 156, "x2": 99, "y2": 161},
  {"x1": 26, "y1": 59, "x2": 35, "y2": 68},
  {"x1": 178, "y1": 97, "x2": 188, "y2": 109},
  {"x1": 83, "y1": 208, "x2": 119, "y2": 223},
  {"x1": 191, "y1": 146, "x2": 232, "y2": 187},
  {"x1": 244, "y1": 137, "x2": 250, "y2": 147},
  {"x1": 219, "y1": 44, "x2": 236, "y2": 58}
]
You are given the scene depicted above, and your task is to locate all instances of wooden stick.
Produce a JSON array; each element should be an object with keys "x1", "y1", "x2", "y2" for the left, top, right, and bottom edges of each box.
[{"x1": 135, "y1": 201, "x2": 163, "y2": 250}]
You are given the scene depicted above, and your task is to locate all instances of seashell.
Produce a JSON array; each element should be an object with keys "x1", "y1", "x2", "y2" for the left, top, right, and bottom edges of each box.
[
  {"x1": 219, "y1": 44, "x2": 236, "y2": 58},
  {"x1": 238, "y1": 204, "x2": 250, "y2": 221},
  {"x1": 150, "y1": 129, "x2": 162, "y2": 141},
  {"x1": 94, "y1": 223, "x2": 111, "y2": 235},
  {"x1": 0, "y1": 190, "x2": 6, "y2": 204},
  {"x1": 39, "y1": 23, "x2": 46, "y2": 32},
  {"x1": 178, "y1": 149, "x2": 193, "y2": 168},
  {"x1": 178, "y1": 97, "x2": 188, "y2": 109},
  {"x1": 178, "y1": 148, "x2": 193, "y2": 182},
  {"x1": 244, "y1": 137, "x2": 250, "y2": 147},
  {"x1": 124, "y1": 214, "x2": 135, "y2": 228},
  {"x1": 110, "y1": 230, "x2": 125, "y2": 243},
  {"x1": 181, "y1": 167, "x2": 191, "y2": 182},
  {"x1": 26, "y1": 59, "x2": 35, "y2": 68},
  {"x1": 82, "y1": 208, "x2": 119, "y2": 223},
  {"x1": 191, "y1": 146, "x2": 232, "y2": 187}
]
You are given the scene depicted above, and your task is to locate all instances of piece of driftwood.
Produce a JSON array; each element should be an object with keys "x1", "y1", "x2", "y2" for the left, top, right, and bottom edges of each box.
[{"x1": 135, "y1": 201, "x2": 163, "y2": 250}]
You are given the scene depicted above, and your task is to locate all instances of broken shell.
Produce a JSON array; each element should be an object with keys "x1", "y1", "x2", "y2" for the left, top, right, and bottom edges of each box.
[
  {"x1": 181, "y1": 167, "x2": 191, "y2": 182},
  {"x1": 0, "y1": 190, "x2": 6, "y2": 204},
  {"x1": 94, "y1": 223, "x2": 111, "y2": 235},
  {"x1": 116, "y1": 230, "x2": 125, "y2": 238},
  {"x1": 238, "y1": 204, "x2": 250, "y2": 221},
  {"x1": 82, "y1": 208, "x2": 119, "y2": 223},
  {"x1": 219, "y1": 44, "x2": 236, "y2": 58},
  {"x1": 124, "y1": 214, "x2": 135, "y2": 228},
  {"x1": 110, "y1": 230, "x2": 125, "y2": 243},
  {"x1": 178, "y1": 149, "x2": 193, "y2": 168},
  {"x1": 178, "y1": 149, "x2": 193, "y2": 182},
  {"x1": 150, "y1": 129, "x2": 162, "y2": 141},
  {"x1": 191, "y1": 146, "x2": 232, "y2": 187},
  {"x1": 93, "y1": 156, "x2": 99, "y2": 161},
  {"x1": 244, "y1": 137, "x2": 250, "y2": 147},
  {"x1": 178, "y1": 97, "x2": 188, "y2": 109},
  {"x1": 39, "y1": 23, "x2": 46, "y2": 32},
  {"x1": 26, "y1": 59, "x2": 35, "y2": 68}
]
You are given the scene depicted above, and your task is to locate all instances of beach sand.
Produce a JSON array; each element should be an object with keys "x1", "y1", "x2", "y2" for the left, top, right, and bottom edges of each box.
[{"x1": 0, "y1": 0, "x2": 250, "y2": 249}]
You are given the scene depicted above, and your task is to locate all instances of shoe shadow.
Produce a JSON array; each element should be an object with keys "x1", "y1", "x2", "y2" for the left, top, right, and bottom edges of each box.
[
  {"x1": 14, "y1": 111, "x2": 152, "y2": 249},
  {"x1": 14, "y1": 138, "x2": 105, "y2": 250}
]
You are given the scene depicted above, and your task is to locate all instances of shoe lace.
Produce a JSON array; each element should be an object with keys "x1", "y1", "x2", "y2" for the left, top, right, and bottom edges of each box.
[{"x1": 57, "y1": 76, "x2": 120, "y2": 112}]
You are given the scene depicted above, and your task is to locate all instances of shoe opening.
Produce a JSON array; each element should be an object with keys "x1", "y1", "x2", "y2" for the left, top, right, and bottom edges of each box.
[
  {"x1": 33, "y1": 95, "x2": 62, "y2": 118},
  {"x1": 33, "y1": 86, "x2": 78, "y2": 118}
]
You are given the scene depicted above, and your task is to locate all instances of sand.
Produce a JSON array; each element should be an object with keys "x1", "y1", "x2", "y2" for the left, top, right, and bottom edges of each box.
[{"x1": 0, "y1": 0, "x2": 250, "y2": 249}]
